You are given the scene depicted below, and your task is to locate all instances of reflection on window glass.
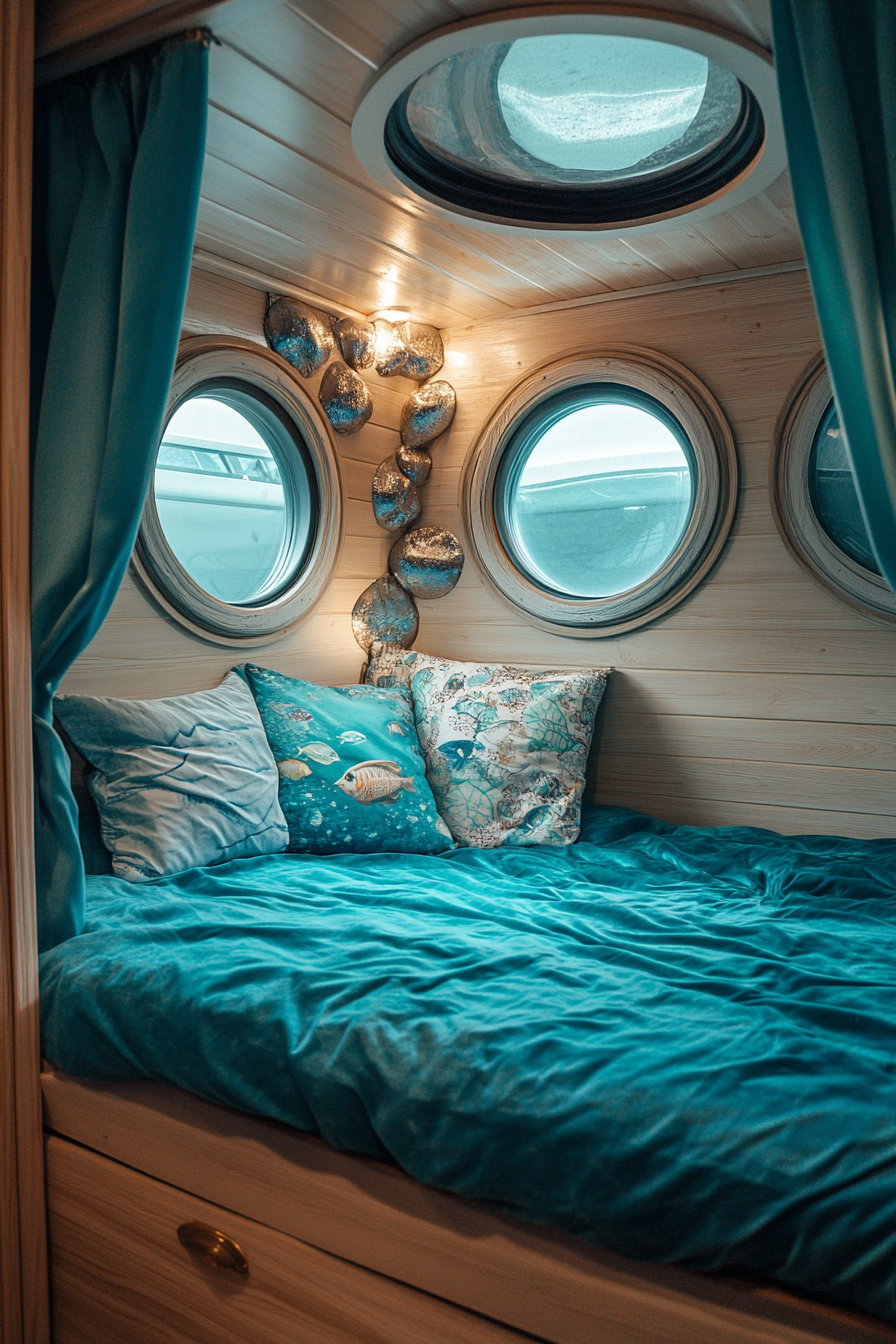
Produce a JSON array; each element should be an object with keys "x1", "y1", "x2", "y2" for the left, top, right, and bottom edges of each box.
[
  {"x1": 499, "y1": 396, "x2": 694, "y2": 598},
  {"x1": 401, "y1": 34, "x2": 744, "y2": 190},
  {"x1": 497, "y1": 36, "x2": 708, "y2": 172},
  {"x1": 156, "y1": 396, "x2": 294, "y2": 605},
  {"x1": 808, "y1": 401, "x2": 880, "y2": 575}
]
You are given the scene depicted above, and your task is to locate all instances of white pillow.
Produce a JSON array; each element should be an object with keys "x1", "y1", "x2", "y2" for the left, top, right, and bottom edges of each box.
[
  {"x1": 366, "y1": 646, "x2": 609, "y2": 848},
  {"x1": 55, "y1": 671, "x2": 288, "y2": 881}
]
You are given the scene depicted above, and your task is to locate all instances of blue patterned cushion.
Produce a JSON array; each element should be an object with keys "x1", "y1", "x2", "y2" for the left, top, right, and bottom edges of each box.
[
  {"x1": 366, "y1": 646, "x2": 609, "y2": 848},
  {"x1": 243, "y1": 664, "x2": 454, "y2": 855},
  {"x1": 54, "y1": 672, "x2": 288, "y2": 882}
]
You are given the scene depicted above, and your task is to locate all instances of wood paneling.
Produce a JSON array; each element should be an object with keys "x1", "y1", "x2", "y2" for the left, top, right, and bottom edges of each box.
[
  {"x1": 593, "y1": 794, "x2": 891, "y2": 842},
  {"x1": 35, "y1": 0, "x2": 800, "y2": 315},
  {"x1": 421, "y1": 269, "x2": 896, "y2": 837},
  {"x1": 198, "y1": 155, "x2": 502, "y2": 324},
  {"x1": 188, "y1": 1, "x2": 803, "y2": 322},
  {"x1": 44, "y1": 1067, "x2": 896, "y2": 1344},
  {"x1": 601, "y1": 714, "x2": 896, "y2": 772},
  {"x1": 47, "y1": 1136, "x2": 534, "y2": 1344},
  {"x1": 285, "y1": 0, "x2": 774, "y2": 65},
  {"x1": 203, "y1": 45, "x2": 608, "y2": 316},
  {"x1": 596, "y1": 753, "x2": 895, "y2": 818},
  {"x1": 204, "y1": 105, "x2": 601, "y2": 309},
  {"x1": 0, "y1": 0, "x2": 50, "y2": 1338},
  {"x1": 218, "y1": 2, "x2": 371, "y2": 126}
]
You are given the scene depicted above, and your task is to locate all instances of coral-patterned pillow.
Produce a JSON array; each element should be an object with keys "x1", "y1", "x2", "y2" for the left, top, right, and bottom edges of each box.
[{"x1": 366, "y1": 646, "x2": 608, "y2": 848}]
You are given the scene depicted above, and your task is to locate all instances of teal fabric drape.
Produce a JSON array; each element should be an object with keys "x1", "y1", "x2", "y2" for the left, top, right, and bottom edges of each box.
[
  {"x1": 31, "y1": 35, "x2": 208, "y2": 951},
  {"x1": 770, "y1": 0, "x2": 896, "y2": 592}
]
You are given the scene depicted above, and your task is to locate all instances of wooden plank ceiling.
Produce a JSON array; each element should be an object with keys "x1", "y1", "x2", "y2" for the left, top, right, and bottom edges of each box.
[{"x1": 197, "y1": 0, "x2": 803, "y2": 325}]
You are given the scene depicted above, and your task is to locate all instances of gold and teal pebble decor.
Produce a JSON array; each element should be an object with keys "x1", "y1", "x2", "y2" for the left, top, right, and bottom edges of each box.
[{"x1": 263, "y1": 296, "x2": 464, "y2": 662}]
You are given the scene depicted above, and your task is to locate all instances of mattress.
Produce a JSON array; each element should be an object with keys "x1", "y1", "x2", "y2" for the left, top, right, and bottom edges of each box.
[{"x1": 39, "y1": 803, "x2": 896, "y2": 1324}]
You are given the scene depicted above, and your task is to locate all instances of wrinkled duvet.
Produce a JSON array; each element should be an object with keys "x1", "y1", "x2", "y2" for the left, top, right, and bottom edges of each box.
[{"x1": 40, "y1": 804, "x2": 896, "y2": 1324}]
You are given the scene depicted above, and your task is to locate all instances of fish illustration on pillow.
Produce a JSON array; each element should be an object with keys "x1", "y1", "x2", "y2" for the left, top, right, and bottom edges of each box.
[
  {"x1": 334, "y1": 761, "x2": 416, "y2": 805},
  {"x1": 293, "y1": 742, "x2": 340, "y2": 765},
  {"x1": 277, "y1": 759, "x2": 312, "y2": 780}
]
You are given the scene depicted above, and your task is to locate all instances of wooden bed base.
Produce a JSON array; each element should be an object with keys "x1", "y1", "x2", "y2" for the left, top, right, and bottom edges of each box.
[{"x1": 41, "y1": 1064, "x2": 895, "y2": 1344}]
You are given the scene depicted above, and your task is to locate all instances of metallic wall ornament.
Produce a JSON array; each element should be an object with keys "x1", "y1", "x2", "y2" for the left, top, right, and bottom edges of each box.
[
  {"x1": 389, "y1": 526, "x2": 464, "y2": 599},
  {"x1": 318, "y1": 360, "x2": 373, "y2": 435},
  {"x1": 264, "y1": 297, "x2": 334, "y2": 378},
  {"x1": 392, "y1": 321, "x2": 444, "y2": 380},
  {"x1": 395, "y1": 443, "x2": 431, "y2": 486},
  {"x1": 352, "y1": 575, "x2": 419, "y2": 652},
  {"x1": 320, "y1": 307, "x2": 460, "y2": 653},
  {"x1": 372, "y1": 456, "x2": 421, "y2": 533},
  {"x1": 373, "y1": 320, "x2": 445, "y2": 380},
  {"x1": 335, "y1": 317, "x2": 376, "y2": 371},
  {"x1": 400, "y1": 381, "x2": 456, "y2": 448}
]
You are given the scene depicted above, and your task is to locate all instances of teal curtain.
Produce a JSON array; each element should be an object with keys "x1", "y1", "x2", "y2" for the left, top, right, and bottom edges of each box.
[
  {"x1": 31, "y1": 34, "x2": 208, "y2": 951},
  {"x1": 770, "y1": 0, "x2": 896, "y2": 592}
]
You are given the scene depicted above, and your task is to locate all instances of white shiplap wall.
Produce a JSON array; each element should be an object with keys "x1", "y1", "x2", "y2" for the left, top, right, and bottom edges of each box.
[
  {"x1": 417, "y1": 269, "x2": 896, "y2": 839},
  {"x1": 62, "y1": 266, "x2": 896, "y2": 838}
]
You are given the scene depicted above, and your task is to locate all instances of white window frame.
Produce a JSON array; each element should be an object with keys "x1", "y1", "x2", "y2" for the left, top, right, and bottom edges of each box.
[
  {"x1": 771, "y1": 352, "x2": 895, "y2": 627},
  {"x1": 133, "y1": 336, "x2": 342, "y2": 645},
  {"x1": 462, "y1": 347, "x2": 737, "y2": 637}
]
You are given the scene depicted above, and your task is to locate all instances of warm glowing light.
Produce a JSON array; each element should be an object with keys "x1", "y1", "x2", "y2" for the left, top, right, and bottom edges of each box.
[
  {"x1": 376, "y1": 267, "x2": 401, "y2": 311},
  {"x1": 373, "y1": 320, "x2": 398, "y2": 360}
]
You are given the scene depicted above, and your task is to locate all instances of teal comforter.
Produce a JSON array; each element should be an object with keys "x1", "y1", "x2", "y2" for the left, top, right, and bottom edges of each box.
[{"x1": 39, "y1": 805, "x2": 896, "y2": 1324}]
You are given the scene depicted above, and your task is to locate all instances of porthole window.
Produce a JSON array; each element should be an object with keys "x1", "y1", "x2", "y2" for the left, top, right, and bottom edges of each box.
[
  {"x1": 495, "y1": 387, "x2": 695, "y2": 599},
  {"x1": 134, "y1": 339, "x2": 342, "y2": 644},
  {"x1": 464, "y1": 351, "x2": 737, "y2": 636},
  {"x1": 353, "y1": 12, "x2": 784, "y2": 235},
  {"x1": 772, "y1": 356, "x2": 894, "y2": 626}
]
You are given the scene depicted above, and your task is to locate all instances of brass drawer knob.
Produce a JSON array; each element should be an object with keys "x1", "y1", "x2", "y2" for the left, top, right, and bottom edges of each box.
[{"x1": 177, "y1": 1221, "x2": 249, "y2": 1275}]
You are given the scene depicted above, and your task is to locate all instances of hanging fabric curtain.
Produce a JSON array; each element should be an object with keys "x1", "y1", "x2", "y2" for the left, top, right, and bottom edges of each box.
[
  {"x1": 770, "y1": 0, "x2": 896, "y2": 593},
  {"x1": 30, "y1": 33, "x2": 209, "y2": 952}
]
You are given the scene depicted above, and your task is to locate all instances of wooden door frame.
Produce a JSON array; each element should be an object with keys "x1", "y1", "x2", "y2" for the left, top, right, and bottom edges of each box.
[{"x1": 0, "y1": 0, "x2": 50, "y2": 1340}]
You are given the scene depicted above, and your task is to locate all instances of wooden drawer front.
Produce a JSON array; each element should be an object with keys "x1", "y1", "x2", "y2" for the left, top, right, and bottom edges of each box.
[{"x1": 46, "y1": 1136, "x2": 535, "y2": 1344}]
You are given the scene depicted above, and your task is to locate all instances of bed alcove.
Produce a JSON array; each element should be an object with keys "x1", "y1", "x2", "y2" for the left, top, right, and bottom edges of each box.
[{"x1": 1, "y1": 0, "x2": 894, "y2": 1341}]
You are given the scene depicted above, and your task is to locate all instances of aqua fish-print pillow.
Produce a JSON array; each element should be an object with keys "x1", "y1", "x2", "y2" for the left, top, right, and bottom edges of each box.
[
  {"x1": 243, "y1": 665, "x2": 453, "y2": 855},
  {"x1": 366, "y1": 646, "x2": 609, "y2": 849}
]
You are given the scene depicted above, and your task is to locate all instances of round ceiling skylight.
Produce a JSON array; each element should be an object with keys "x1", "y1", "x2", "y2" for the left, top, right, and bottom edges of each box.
[
  {"x1": 495, "y1": 36, "x2": 716, "y2": 173},
  {"x1": 353, "y1": 12, "x2": 784, "y2": 235}
]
